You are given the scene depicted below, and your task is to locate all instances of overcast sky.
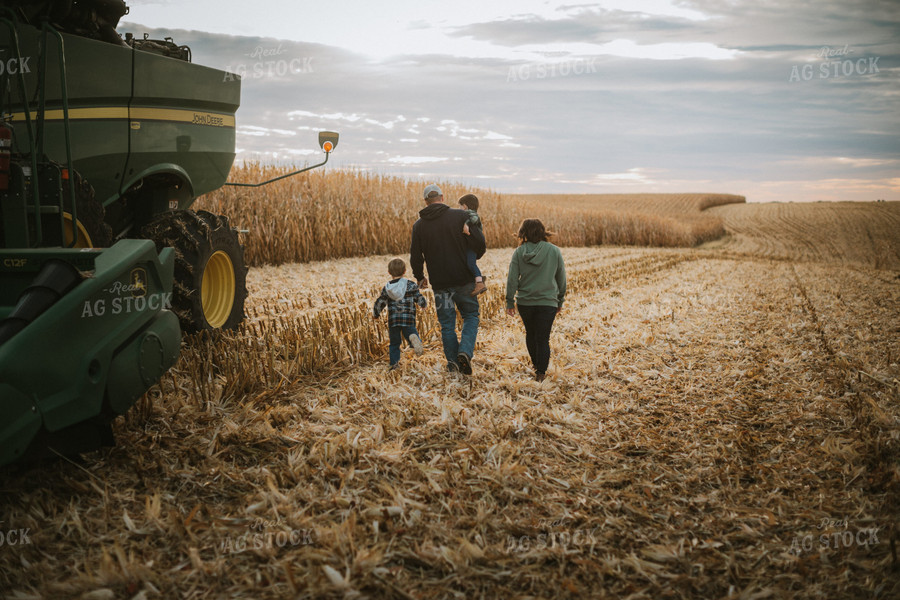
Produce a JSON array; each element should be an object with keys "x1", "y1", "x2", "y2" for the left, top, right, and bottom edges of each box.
[{"x1": 123, "y1": 0, "x2": 899, "y2": 202}]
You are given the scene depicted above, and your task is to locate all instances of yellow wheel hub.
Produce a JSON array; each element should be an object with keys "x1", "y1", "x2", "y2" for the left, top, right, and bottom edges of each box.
[
  {"x1": 63, "y1": 212, "x2": 94, "y2": 248},
  {"x1": 201, "y1": 250, "x2": 236, "y2": 328}
]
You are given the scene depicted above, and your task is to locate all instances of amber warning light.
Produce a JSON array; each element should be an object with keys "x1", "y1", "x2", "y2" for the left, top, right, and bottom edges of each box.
[{"x1": 318, "y1": 131, "x2": 339, "y2": 154}]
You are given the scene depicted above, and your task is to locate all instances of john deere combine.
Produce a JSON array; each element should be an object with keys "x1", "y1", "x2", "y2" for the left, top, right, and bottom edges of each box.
[{"x1": 0, "y1": 0, "x2": 338, "y2": 466}]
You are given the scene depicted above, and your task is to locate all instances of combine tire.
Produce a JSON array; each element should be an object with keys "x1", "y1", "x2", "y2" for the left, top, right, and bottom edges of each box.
[
  {"x1": 62, "y1": 169, "x2": 112, "y2": 248},
  {"x1": 141, "y1": 210, "x2": 247, "y2": 332}
]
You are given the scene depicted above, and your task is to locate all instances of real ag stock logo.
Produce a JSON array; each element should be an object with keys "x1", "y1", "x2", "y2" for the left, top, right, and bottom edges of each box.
[
  {"x1": 787, "y1": 517, "x2": 882, "y2": 556},
  {"x1": 789, "y1": 45, "x2": 880, "y2": 82},
  {"x1": 223, "y1": 44, "x2": 314, "y2": 82},
  {"x1": 219, "y1": 518, "x2": 315, "y2": 554}
]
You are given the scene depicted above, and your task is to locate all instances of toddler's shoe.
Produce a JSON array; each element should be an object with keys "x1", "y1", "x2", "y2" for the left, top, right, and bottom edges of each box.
[{"x1": 409, "y1": 333, "x2": 424, "y2": 356}]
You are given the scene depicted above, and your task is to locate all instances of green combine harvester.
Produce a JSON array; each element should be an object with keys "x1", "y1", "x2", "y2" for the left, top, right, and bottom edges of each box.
[{"x1": 0, "y1": 0, "x2": 338, "y2": 467}]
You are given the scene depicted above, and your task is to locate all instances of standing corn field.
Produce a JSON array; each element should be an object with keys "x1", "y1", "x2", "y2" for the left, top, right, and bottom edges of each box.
[{"x1": 195, "y1": 165, "x2": 745, "y2": 266}]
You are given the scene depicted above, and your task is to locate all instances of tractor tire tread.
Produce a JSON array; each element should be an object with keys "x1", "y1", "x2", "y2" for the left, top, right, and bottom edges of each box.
[{"x1": 140, "y1": 209, "x2": 247, "y2": 332}]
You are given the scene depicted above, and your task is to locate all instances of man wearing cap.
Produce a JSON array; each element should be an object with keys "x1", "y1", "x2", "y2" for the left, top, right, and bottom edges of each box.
[{"x1": 410, "y1": 184, "x2": 486, "y2": 375}]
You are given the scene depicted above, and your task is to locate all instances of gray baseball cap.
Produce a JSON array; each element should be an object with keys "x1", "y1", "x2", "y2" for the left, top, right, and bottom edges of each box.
[{"x1": 423, "y1": 184, "x2": 442, "y2": 199}]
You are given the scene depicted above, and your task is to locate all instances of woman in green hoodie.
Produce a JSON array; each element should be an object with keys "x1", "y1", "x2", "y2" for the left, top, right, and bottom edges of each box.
[{"x1": 505, "y1": 219, "x2": 567, "y2": 382}]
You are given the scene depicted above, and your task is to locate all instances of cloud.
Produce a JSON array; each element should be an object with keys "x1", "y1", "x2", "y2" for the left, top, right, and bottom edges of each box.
[
  {"x1": 237, "y1": 125, "x2": 299, "y2": 137},
  {"x1": 778, "y1": 157, "x2": 900, "y2": 169},
  {"x1": 593, "y1": 168, "x2": 656, "y2": 183},
  {"x1": 387, "y1": 156, "x2": 448, "y2": 164},
  {"x1": 117, "y1": 2, "x2": 900, "y2": 202}
]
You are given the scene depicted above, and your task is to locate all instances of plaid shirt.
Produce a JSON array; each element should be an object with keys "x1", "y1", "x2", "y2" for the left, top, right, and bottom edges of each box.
[
  {"x1": 373, "y1": 278, "x2": 427, "y2": 328},
  {"x1": 464, "y1": 208, "x2": 482, "y2": 231}
]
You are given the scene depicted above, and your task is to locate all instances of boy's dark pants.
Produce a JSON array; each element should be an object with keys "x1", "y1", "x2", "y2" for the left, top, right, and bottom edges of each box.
[
  {"x1": 389, "y1": 324, "x2": 419, "y2": 366},
  {"x1": 465, "y1": 249, "x2": 482, "y2": 278},
  {"x1": 517, "y1": 304, "x2": 557, "y2": 374}
]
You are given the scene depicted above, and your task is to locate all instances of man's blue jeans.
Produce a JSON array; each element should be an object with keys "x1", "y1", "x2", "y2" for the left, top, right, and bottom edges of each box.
[{"x1": 433, "y1": 283, "x2": 480, "y2": 368}]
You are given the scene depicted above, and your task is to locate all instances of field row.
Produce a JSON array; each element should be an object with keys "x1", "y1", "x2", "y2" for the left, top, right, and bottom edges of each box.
[
  {"x1": 177, "y1": 248, "x2": 695, "y2": 403},
  {"x1": 708, "y1": 201, "x2": 900, "y2": 269},
  {"x1": 245, "y1": 246, "x2": 650, "y2": 316}
]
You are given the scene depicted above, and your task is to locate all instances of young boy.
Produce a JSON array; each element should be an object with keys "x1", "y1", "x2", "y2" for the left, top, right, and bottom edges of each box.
[
  {"x1": 373, "y1": 258, "x2": 426, "y2": 369},
  {"x1": 459, "y1": 193, "x2": 486, "y2": 296}
]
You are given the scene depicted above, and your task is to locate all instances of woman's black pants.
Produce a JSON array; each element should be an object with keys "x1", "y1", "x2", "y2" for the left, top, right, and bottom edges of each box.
[{"x1": 517, "y1": 304, "x2": 558, "y2": 374}]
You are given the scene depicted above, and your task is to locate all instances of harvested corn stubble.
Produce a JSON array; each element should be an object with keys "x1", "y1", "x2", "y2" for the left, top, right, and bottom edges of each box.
[{"x1": 1, "y1": 203, "x2": 898, "y2": 599}]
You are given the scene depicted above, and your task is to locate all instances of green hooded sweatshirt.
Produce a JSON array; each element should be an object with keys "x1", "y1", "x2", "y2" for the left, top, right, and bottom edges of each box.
[{"x1": 506, "y1": 241, "x2": 566, "y2": 309}]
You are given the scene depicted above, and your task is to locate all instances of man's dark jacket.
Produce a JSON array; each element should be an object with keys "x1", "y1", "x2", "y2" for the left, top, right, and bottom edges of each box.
[{"x1": 410, "y1": 203, "x2": 486, "y2": 289}]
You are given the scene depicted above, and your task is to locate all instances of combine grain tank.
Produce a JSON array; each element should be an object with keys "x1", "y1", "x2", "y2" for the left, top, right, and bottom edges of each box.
[{"x1": 0, "y1": 0, "x2": 339, "y2": 466}]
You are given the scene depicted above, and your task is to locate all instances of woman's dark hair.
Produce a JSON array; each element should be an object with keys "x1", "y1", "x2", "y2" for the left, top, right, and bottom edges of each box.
[{"x1": 517, "y1": 218, "x2": 552, "y2": 243}]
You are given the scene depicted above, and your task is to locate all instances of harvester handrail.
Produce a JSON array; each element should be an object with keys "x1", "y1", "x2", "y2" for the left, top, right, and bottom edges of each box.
[
  {"x1": 38, "y1": 22, "x2": 80, "y2": 247},
  {"x1": 0, "y1": 9, "x2": 42, "y2": 246}
]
